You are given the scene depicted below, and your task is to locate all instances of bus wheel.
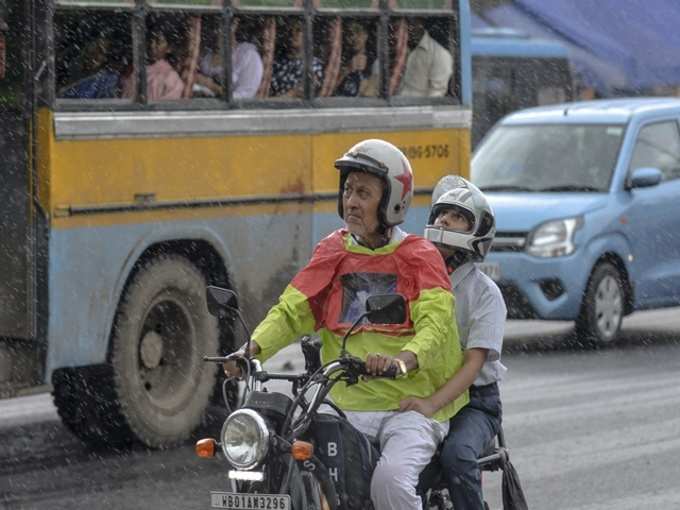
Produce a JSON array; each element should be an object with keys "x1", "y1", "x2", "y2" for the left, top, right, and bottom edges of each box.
[{"x1": 109, "y1": 255, "x2": 219, "y2": 448}]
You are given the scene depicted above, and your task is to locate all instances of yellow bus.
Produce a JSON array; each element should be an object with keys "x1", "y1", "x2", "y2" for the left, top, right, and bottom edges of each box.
[{"x1": 0, "y1": 0, "x2": 472, "y2": 447}]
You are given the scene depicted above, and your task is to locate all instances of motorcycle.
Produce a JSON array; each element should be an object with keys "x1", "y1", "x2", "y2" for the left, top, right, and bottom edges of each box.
[
  {"x1": 196, "y1": 285, "x2": 527, "y2": 510},
  {"x1": 196, "y1": 285, "x2": 403, "y2": 510}
]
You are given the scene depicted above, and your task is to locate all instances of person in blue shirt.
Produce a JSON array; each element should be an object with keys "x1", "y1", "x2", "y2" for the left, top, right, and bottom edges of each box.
[{"x1": 60, "y1": 31, "x2": 127, "y2": 99}]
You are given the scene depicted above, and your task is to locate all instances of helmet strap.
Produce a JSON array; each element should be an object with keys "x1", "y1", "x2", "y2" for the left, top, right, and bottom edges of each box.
[{"x1": 446, "y1": 250, "x2": 473, "y2": 272}]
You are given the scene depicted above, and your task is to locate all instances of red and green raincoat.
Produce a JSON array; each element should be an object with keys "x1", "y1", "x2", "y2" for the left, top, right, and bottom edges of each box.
[{"x1": 252, "y1": 229, "x2": 468, "y2": 423}]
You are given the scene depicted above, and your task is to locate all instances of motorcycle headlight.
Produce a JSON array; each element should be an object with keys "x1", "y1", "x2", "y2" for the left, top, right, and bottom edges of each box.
[
  {"x1": 527, "y1": 217, "x2": 583, "y2": 258},
  {"x1": 221, "y1": 409, "x2": 270, "y2": 470}
]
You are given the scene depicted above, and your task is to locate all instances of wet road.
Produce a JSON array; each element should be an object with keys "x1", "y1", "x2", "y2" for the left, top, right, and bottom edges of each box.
[{"x1": 2, "y1": 308, "x2": 680, "y2": 510}]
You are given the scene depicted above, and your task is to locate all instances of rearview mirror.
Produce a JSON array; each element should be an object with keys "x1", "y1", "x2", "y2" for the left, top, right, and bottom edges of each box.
[
  {"x1": 628, "y1": 167, "x2": 663, "y2": 189},
  {"x1": 366, "y1": 294, "x2": 406, "y2": 325},
  {"x1": 206, "y1": 285, "x2": 238, "y2": 317}
]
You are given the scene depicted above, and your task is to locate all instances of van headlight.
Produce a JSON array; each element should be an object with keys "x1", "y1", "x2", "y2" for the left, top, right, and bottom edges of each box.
[
  {"x1": 221, "y1": 409, "x2": 270, "y2": 470},
  {"x1": 527, "y1": 217, "x2": 583, "y2": 257}
]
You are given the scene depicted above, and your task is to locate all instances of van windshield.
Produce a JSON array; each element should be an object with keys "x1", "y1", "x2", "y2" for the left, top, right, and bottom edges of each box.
[{"x1": 472, "y1": 124, "x2": 624, "y2": 192}]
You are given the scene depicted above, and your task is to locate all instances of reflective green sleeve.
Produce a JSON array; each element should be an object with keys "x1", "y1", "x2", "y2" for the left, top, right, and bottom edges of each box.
[
  {"x1": 251, "y1": 285, "x2": 316, "y2": 362},
  {"x1": 401, "y1": 287, "x2": 463, "y2": 371}
]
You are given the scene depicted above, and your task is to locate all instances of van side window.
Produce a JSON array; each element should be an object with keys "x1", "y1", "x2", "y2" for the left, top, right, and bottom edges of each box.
[{"x1": 629, "y1": 121, "x2": 680, "y2": 182}]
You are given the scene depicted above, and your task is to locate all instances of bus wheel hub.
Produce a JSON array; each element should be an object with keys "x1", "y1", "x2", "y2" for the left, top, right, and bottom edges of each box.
[{"x1": 140, "y1": 330, "x2": 164, "y2": 369}]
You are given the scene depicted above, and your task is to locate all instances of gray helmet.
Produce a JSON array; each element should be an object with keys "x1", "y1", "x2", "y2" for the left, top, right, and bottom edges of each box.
[
  {"x1": 335, "y1": 139, "x2": 414, "y2": 228},
  {"x1": 424, "y1": 175, "x2": 496, "y2": 261}
]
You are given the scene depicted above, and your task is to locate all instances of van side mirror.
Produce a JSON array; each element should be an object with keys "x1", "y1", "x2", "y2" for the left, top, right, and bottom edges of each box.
[
  {"x1": 206, "y1": 285, "x2": 238, "y2": 317},
  {"x1": 628, "y1": 167, "x2": 663, "y2": 189},
  {"x1": 366, "y1": 294, "x2": 407, "y2": 325}
]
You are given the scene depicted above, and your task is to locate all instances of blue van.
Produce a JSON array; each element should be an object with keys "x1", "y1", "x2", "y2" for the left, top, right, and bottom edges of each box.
[{"x1": 472, "y1": 98, "x2": 680, "y2": 345}]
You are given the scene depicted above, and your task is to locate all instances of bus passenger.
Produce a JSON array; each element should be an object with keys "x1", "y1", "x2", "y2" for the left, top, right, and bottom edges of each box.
[
  {"x1": 270, "y1": 18, "x2": 323, "y2": 98},
  {"x1": 123, "y1": 22, "x2": 184, "y2": 101},
  {"x1": 224, "y1": 139, "x2": 467, "y2": 510},
  {"x1": 194, "y1": 18, "x2": 263, "y2": 99},
  {"x1": 60, "y1": 31, "x2": 126, "y2": 99},
  {"x1": 334, "y1": 20, "x2": 373, "y2": 97},
  {"x1": 401, "y1": 176, "x2": 506, "y2": 510},
  {"x1": 398, "y1": 18, "x2": 452, "y2": 97}
]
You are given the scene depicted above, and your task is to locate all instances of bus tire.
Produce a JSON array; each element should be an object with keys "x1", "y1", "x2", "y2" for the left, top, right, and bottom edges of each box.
[
  {"x1": 109, "y1": 255, "x2": 219, "y2": 448},
  {"x1": 52, "y1": 364, "x2": 131, "y2": 447}
]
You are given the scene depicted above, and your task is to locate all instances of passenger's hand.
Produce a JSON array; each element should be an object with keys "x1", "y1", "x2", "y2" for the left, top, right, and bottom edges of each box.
[
  {"x1": 365, "y1": 352, "x2": 397, "y2": 376},
  {"x1": 351, "y1": 53, "x2": 367, "y2": 72},
  {"x1": 399, "y1": 397, "x2": 438, "y2": 418}
]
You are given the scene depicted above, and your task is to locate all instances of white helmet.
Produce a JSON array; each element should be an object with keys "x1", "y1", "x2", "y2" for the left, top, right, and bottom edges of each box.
[
  {"x1": 335, "y1": 139, "x2": 414, "y2": 227},
  {"x1": 424, "y1": 175, "x2": 496, "y2": 262}
]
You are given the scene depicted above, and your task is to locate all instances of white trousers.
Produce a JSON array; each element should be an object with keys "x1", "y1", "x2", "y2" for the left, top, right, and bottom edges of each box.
[{"x1": 345, "y1": 410, "x2": 449, "y2": 510}]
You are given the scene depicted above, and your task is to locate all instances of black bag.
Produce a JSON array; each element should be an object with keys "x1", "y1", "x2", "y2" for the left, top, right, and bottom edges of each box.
[
  {"x1": 502, "y1": 459, "x2": 528, "y2": 510},
  {"x1": 308, "y1": 413, "x2": 379, "y2": 510}
]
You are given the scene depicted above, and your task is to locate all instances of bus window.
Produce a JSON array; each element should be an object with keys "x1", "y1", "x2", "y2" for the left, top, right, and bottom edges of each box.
[
  {"x1": 269, "y1": 16, "x2": 319, "y2": 100},
  {"x1": 190, "y1": 16, "x2": 223, "y2": 99},
  {"x1": 229, "y1": 15, "x2": 265, "y2": 100},
  {"x1": 127, "y1": 13, "x2": 189, "y2": 102},
  {"x1": 314, "y1": 17, "x2": 379, "y2": 98},
  {"x1": 391, "y1": 16, "x2": 455, "y2": 98},
  {"x1": 55, "y1": 11, "x2": 132, "y2": 101}
]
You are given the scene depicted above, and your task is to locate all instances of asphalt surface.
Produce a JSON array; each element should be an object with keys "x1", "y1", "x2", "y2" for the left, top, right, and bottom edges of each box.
[{"x1": 1, "y1": 307, "x2": 680, "y2": 510}]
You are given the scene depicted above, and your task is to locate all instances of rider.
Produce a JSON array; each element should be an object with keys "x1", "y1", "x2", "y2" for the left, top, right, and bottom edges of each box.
[
  {"x1": 400, "y1": 175, "x2": 507, "y2": 510},
  {"x1": 225, "y1": 139, "x2": 467, "y2": 510}
]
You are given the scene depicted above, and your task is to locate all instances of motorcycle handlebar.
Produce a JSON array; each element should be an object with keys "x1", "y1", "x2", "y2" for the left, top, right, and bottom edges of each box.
[
  {"x1": 326, "y1": 356, "x2": 399, "y2": 379},
  {"x1": 203, "y1": 352, "x2": 243, "y2": 363}
]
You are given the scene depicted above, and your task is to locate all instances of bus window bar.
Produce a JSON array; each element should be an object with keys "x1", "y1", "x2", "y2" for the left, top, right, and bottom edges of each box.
[
  {"x1": 54, "y1": 187, "x2": 434, "y2": 217},
  {"x1": 54, "y1": 1, "x2": 136, "y2": 10},
  {"x1": 387, "y1": 8, "x2": 453, "y2": 17},
  {"x1": 312, "y1": 8, "x2": 380, "y2": 16},
  {"x1": 144, "y1": 3, "x2": 224, "y2": 12},
  {"x1": 227, "y1": 6, "x2": 304, "y2": 15}
]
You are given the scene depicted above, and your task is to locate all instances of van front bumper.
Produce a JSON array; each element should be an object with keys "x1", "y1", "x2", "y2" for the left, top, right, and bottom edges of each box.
[{"x1": 487, "y1": 251, "x2": 590, "y2": 320}]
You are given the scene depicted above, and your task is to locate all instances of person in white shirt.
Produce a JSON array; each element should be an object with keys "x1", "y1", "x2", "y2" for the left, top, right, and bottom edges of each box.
[
  {"x1": 401, "y1": 175, "x2": 506, "y2": 510},
  {"x1": 399, "y1": 18, "x2": 453, "y2": 97},
  {"x1": 194, "y1": 18, "x2": 263, "y2": 99}
]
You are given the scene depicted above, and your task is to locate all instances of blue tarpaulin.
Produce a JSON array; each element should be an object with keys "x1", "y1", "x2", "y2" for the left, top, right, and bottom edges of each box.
[{"x1": 482, "y1": 0, "x2": 680, "y2": 93}]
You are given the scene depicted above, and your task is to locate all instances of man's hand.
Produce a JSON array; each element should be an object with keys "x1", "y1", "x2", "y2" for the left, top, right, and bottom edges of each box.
[
  {"x1": 222, "y1": 358, "x2": 243, "y2": 379},
  {"x1": 399, "y1": 396, "x2": 438, "y2": 418},
  {"x1": 365, "y1": 351, "x2": 417, "y2": 376},
  {"x1": 350, "y1": 53, "x2": 367, "y2": 72},
  {"x1": 365, "y1": 352, "x2": 399, "y2": 376},
  {"x1": 222, "y1": 341, "x2": 261, "y2": 378}
]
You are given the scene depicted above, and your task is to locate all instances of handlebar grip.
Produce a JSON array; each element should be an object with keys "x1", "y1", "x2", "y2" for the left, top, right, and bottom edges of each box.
[
  {"x1": 203, "y1": 352, "x2": 244, "y2": 363},
  {"x1": 203, "y1": 355, "x2": 231, "y2": 362},
  {"x1": 353, "y1": 358, "x2": 399, "y2": 379}
]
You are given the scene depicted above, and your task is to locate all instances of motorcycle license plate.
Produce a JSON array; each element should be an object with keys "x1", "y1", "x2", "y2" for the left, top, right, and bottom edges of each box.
[{"x1": 210, "y1": 492, "x2": 290, "y2": 510}]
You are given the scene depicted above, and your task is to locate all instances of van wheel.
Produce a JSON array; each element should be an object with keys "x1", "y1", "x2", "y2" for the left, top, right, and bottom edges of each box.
[
  {"x1": 109, "y1": 255, "x2": 219, "y2": 448},
  {"x1": 576, "y1": 262, "x2": 624, "y2": 347}
]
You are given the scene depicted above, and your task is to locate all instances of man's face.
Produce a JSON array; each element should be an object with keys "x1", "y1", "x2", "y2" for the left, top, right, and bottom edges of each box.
[
  {"x1": 434, "y1": 207, "x2": 472, "y2": 233},
  {"x1": 342, "y1": 171, "x2": 383, "y2": 240},
  {"x1": 407, "y1": 18, "x2": 425, "y2": 49}
]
